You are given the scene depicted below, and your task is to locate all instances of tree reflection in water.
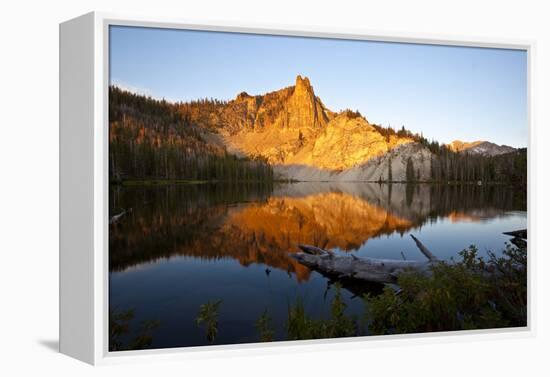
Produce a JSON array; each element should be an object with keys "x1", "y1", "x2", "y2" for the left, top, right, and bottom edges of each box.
[{"x1": 109, "y1": 182, "x2": 526, "y2": 280}]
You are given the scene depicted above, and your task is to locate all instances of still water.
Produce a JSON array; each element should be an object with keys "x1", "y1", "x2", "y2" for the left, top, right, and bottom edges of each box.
[{"x1": 109, "y1": 182, "x2": 526, "y2": 350}]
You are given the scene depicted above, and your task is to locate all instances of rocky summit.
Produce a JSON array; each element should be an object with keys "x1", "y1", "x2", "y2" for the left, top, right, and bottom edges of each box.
[{"x1": 199, "y1": 75, "x2": 429, "y2": 181}]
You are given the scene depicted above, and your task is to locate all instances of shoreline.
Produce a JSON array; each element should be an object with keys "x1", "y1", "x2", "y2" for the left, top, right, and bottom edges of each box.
[{"x1": 110, "y1": 178, "x2": 526, "y2": 187}]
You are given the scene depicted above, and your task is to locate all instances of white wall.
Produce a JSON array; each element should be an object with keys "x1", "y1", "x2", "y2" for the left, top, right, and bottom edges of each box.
[{"x1": 1, "y1": 0, "x2": 548, "y2": 375}]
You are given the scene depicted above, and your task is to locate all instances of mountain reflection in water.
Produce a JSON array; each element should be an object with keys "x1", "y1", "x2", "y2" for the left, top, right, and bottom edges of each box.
[{"x1": 109, "y1": 182, "x2": 526, "y2": 281}]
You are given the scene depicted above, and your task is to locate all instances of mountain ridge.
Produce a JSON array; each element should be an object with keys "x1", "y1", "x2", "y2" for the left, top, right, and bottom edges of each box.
[
  {"x1": 447, "y1": 140, "x2": 516, "y2": 156},
  {"x1": 109, "y1": 75, "x2": 527, "y2": 184}
]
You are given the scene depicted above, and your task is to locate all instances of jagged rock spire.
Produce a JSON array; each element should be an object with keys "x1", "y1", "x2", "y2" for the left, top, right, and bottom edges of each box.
[
  {"x1": 287, "y1": 75, "x2": 328, "y2": 129},
  {"x1": 295, "y1": 75, "x2": 313, "y2": 95}
]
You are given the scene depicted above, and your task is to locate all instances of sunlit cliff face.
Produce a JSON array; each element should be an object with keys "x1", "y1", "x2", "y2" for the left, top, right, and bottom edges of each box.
[{"x1": 218, "y1": 75, "x2": 414, "y2": 171}]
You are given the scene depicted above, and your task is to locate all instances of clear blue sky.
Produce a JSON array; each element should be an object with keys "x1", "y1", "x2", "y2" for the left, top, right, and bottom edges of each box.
[{"x1": 110, "y1": 26, "x2": 527, "y2": 147}]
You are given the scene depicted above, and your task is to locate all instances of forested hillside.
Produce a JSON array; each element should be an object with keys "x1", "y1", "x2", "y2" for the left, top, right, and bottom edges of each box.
[
  {"x1": 109, "y1": 86, "x2": 273, "y2": 182},
  {"x1": 428, "y1": 146, "x2": 527, "y2": 184},
  {"x1": 371, "y1": 124, "x2": 526, "y2": 184}
]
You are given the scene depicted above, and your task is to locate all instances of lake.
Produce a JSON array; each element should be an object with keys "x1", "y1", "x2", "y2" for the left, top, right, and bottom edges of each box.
[{"x1": 109, "y1": 182, "x2": 527, "y2": 350}]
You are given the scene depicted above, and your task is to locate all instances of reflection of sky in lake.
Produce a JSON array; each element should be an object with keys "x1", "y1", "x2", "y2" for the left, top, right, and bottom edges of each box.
[
  {"x1": 111, "y1": 256, "x2": 361, "y2": 349},
  {"x1": 347, "y1": 211, "x2": 527, "y2": 261},
  {"x1": 109, "y1": 183, "x2": 527, "y2": 350}
]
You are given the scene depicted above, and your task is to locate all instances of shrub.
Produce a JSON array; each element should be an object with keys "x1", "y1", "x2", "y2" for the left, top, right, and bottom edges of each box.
[{"x1": 363, "y1": 244, "x2": 526, "y2": 335}]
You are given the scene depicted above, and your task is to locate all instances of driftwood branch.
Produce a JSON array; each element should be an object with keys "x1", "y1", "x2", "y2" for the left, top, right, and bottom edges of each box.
[
  {"x1": 291, "y1": 235, "x2": 437, "y2": 284},
  {"x1": 503, "y1": 229, "x2": 527, "y2": 249},
  {"x1": 503, "y1": 229, "x2": 527, "y2": 240},
  {"x1": 298, "y1": 244, "x2": 334, "y2": 256},
  {"x1": 410, "y1": 234, "x2": 438, "y2": 261},
  {"x1": 110, "y1": 208, "x2": 132, "y2": 225}
]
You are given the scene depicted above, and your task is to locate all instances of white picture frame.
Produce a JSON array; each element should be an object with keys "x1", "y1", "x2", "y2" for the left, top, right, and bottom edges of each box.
[{"x1": 59, "y1": 11, "x2": 535, "y2": 365}]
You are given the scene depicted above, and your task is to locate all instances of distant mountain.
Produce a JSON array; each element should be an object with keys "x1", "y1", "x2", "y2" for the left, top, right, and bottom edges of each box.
[{"x1": 447, "y1": 140, "x2": 516, "y2": 156}]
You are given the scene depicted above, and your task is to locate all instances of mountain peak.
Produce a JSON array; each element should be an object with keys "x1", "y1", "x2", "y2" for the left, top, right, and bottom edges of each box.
[
  {"x1": 294, "y1": 75, "x2": 313, "y2": 96},
  {"x1": 295, "y1": 74, "x2": 311, "y2": 86},
  {"x1": 235, "y1": 91, "x2": 251, "y2": 100}
]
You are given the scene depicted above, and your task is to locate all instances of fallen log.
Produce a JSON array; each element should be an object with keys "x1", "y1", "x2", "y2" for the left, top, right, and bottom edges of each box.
[
  {"x1": 410, "y1": 234, "x2": 438, "y2": 261},
  {"x1": 109, "y1": 208, "x2": 132, "y2": 225},
  {"x1": 503, "y1": 229, "x2": 527, "y2": 240},
  {"x1": 292, "y1": 236, "x2": 437, "y2": 284},
  {"x1": 503, "y1": 229, "x2": 527, "y2": 250},
  {"x1": 510, "y1": 238, "x2": 527, "y2": 249}
]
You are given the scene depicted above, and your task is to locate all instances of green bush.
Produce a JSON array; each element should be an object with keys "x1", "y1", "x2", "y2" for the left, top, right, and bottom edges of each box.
[
  {"x1": 256, "y1": 310, "x2": 275, "y2": 342},
  {"x1": 364, "y1": 244, "x2": 527, "y2": 335},
  {"x1": 195, "y1": 300, "x2": 222, "y2": 343},
  {"x1": 195, "y1": 243, "x2": 526, "y2": 343},
  {"x1": 286, "y1": 284, "x2": 357, "y2": 340},
  {"x1": 109, "y1": 308, "x2": 159, "y2": 351}
]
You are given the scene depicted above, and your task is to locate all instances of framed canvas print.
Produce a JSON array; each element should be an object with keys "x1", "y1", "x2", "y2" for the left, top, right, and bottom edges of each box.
[{"x1": 59, "y1": 12, "x2": 533, "y2": 365}]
